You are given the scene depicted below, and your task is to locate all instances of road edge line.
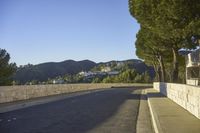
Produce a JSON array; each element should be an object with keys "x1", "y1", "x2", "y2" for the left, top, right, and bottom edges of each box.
[{"x1": 146, "y1": 89, "x2": 163, "y2": 133}]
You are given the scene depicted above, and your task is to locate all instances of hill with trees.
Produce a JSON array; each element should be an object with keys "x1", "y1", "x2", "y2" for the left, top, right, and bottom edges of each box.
[
  {"x1": 13, "y1": 59, "x2": 155, "y2": 84},
  {"x1": 93, "y1": 59, "x2": 154, "y2": 77},
  {"x1": 13, "y1": 60, "x2": 96, "y2": 84}
]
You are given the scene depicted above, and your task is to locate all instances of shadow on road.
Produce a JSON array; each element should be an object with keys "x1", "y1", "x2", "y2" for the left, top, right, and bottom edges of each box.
[
  {"x1": 147, "y1": 92, "x2": 166, "y2": 98},
  {"x1": 0, "y1": 86, "x2": 149, "y2": 133}
]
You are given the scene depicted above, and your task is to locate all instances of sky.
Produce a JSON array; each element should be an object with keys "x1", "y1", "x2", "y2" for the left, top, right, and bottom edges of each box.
[{"x1": 0, "y1": 0, "x2": 140, "y2": 66}]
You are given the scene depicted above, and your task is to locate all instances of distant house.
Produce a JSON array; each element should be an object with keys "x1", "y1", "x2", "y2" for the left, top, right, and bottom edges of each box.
[
  {"x1": 79, "y1": 71, "x2": 96, "y2": 77},
  {"x1": 101, "y1": 67, "x2": 111, "y2": 72},
  {"x1": 107, "y1": 71, "x2": 119, "y2": 76},
  {"x1": 96, "y1": 71, "x2": 107, "y2": 76},
  {"x1": 79, "y1": 71, "x2": 85, "y2": 76},
  {"x1": 53, "y1": 79, "x2": 64, "y2": 84},
  {"x1": 185, "y1": 48, "x2": 200, "y2": 86},
  {"x1": 79, "y1": 70, "x2": 119, "y2": 80}
]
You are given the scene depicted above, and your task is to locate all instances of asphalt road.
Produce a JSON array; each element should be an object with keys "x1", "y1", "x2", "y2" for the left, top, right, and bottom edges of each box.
[{"x1": 0, "y1": 88, "x2": 142, "y2": 133}]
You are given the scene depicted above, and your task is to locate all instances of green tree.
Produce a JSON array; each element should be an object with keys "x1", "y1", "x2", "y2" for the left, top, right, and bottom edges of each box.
[
  {"x1": 135, "y1": 27, "x2": 173, "y2": 82},
  {"x1": 115, "y1": 69, "x2": 138, "y2": 83},
  {"x1": 129, "y1": 0, "x2": 200, "y2": 82},
  {"x1": 148, "y1": 0, "x2": 199, "y2": 82},
  {"x1": 134, "y1": 74, "x2": 143, "y2": 83},
  {"x1": 30, "y1": 80, "x2": 38, "y2": 85},
  {"x1": 143, "y1": 71, "x2": 151, "y2": 83},
  {"x1": 0, "y1": 49, "x2": 16, "y2": 85},
  {"x1": 102, "y1": 76, "x2": 115, "y2": 83},
  {"x1": 92, "y1": 77, "x2": 101, "y2": 83}
]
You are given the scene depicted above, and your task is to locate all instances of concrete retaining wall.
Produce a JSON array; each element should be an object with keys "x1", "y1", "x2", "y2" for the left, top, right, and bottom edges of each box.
[
  {"x1": 154, "y1": 82, "x2": 200, "y2": 119},
  {"x1": 187, "y1": 79, "x2": 199, "y2": 86},
  {"x1": 0, "y1": 83, "x2": 148, "y2": 104}
]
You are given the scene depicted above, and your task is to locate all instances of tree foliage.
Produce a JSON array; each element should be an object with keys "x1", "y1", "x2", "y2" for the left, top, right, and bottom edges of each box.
[
  {"x1": 0, "y1": 49, "x2": 16, "y2": 85},
  {"x1": 102, "y1": 69, "x2": 152, "y2": 83},
  {"x1": 135, "y1": 27, "x2": 172, "y2": 82},
  {"x1": 129, "y1": 0, "x2": 200, "y2": 83}
]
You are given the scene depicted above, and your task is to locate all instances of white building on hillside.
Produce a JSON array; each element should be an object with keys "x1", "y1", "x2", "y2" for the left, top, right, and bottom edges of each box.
[
  {"x1": 79, "y1": 71, "x2": 96, "y2": 77},
  {"x1": 101, "y1": 67, "x2": 111, "y2": 72},
  {"x1": 108, "y1": 71, "x2": 119, "y2": 75},
  {"x1": 53, "y1": 79, "x2": 64, "y2": 84}
]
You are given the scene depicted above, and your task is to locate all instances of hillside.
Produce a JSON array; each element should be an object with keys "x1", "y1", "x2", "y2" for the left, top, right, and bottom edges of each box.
[
  {"x1": 97, "y1": 59, "x2": 155, "y2": 78},
  {"x1": 13, "y1": 60, "x2": 96, "y2": 84},
  {"x1": 13, "y1": 59, "x2": 155, "y2": 84}
]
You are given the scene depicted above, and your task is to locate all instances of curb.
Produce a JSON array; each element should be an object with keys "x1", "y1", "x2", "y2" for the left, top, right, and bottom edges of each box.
[
  {"x1": 136, "y1": 90, "x2": 154, "y2": 133},
  {"x1": 136, "y1": 90, "x2": 144, "y2": 133},
  {"x1": 146, "y1": 91, "x2": 163, "y2": 133}
]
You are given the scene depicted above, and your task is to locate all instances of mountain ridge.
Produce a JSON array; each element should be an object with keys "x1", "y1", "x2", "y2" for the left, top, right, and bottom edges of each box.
[{"x1": 13, "y1": 59, "x2": 155, "y2": 84}]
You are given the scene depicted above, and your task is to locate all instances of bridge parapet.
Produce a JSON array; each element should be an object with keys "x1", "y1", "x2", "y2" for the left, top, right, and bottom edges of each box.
[{"x1": 0, "y1": 83, "x2": 151, "y2": 104}]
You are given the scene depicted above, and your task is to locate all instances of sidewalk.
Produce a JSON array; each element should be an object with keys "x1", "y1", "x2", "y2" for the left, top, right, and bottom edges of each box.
[{"x1": 146, "y1": 89, "x2": 200, "y2": 133}]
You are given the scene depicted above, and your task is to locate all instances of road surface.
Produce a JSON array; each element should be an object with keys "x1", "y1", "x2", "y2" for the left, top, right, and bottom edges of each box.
[{"x1": 0, "y1": 87, "x2": 149, "y2": 133}]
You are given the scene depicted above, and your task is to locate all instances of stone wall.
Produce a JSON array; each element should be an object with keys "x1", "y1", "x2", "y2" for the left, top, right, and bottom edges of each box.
[
  {"x1": 187, "y1": 79, "x2": 199, "y2": 86},
  {"x1": 154, "y1": 82, "x2": 200, "y2": 119},
  {"x1": 0, "y1": 83, "x2": 148, "y2": 104}
]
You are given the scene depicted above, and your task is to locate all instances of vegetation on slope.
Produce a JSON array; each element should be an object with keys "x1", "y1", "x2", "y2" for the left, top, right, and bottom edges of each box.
[{"x1": 13, "y1": 59, "x2": 155, "y2": 85}]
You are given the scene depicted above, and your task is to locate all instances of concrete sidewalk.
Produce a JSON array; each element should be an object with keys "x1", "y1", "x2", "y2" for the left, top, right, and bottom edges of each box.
[{"x1": 146, "y1": 89, "x2": 200, "y2": 133}]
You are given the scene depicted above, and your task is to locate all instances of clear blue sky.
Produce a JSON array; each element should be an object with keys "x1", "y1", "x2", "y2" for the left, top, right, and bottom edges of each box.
[{"x1": 0, "y1": 0, "x2": 140, "y2": 66}]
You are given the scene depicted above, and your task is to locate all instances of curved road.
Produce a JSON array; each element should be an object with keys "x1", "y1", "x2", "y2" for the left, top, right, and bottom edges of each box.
[{"x1": 0, "y1": 87, "x2": 148, "y2": 133}]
